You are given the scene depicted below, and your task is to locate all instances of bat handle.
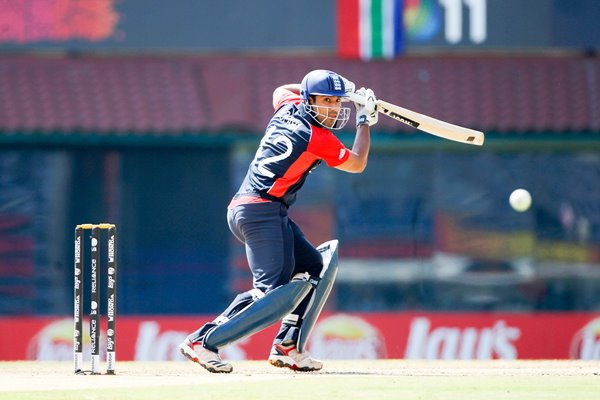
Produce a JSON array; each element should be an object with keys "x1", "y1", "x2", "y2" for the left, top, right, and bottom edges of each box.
[
  {"x1": 346, "y1": 91, "x2": 365, "y2": 105},
  {"x1": 346, "y1": 91, "x2": 378, "y2": 114}
]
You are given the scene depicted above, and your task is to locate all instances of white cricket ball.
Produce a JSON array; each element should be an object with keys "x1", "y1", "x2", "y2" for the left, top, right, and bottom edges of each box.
[{"x1": 509, "y1": 188, "x2": 532, "y2": 212}]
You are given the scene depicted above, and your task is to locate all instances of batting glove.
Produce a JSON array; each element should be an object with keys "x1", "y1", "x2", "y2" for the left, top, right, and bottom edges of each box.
[
  {"x1": 355, "y1": 88, "x2": 378, "y2": 127},
  {"x1": 341, "y1": 76, "x2": 356, "y2": 95}
]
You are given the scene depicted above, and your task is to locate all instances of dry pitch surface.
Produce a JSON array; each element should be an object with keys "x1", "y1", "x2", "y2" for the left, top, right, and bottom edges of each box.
[{"x1": 1, "y1": 360, "x2": 599, "y2": 399}]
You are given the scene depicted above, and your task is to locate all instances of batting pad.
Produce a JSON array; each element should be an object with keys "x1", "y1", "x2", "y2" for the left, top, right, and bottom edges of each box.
[
  {"x1": 297, "y1": 239, "x2": 339, "y2": 353},
  {"x1": 204, "y1": 278, "x2": 312, "y2": 350}
]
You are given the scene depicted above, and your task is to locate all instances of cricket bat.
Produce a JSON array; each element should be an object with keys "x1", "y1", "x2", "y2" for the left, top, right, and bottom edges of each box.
[{"x1": 346, "y1": 91, "x2": 484, "y2": 146}]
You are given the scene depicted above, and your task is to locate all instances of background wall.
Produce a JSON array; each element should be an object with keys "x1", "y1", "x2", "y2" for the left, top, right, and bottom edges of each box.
[
  {"x1": 1, "y1": 0, "x2": 600, "y2": 361},
  {"x1": 1, "y1": 0, "x2": 600, "y2": 52}
]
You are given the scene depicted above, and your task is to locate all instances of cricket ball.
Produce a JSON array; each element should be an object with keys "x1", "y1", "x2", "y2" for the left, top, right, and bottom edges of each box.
[{"x1": 509, "y1": 188, "x2": 532, "y2": 212}]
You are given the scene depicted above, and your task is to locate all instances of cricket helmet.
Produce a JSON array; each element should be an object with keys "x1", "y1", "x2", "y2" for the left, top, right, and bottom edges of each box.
[
  {"x1": 300, "y1": 70, "x2": 348, "y2": 100},
  {"x1": 300, "y1": 70, "x2": 351, "y2": 130}
]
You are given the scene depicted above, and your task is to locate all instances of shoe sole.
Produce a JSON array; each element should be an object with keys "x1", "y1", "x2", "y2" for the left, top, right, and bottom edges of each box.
[
  {"x1": 268, "y1": 357, "x2": 322, "y2": 372},
  {"x1": 179, "y1": 344, "x2": 233, "y2": 374}
]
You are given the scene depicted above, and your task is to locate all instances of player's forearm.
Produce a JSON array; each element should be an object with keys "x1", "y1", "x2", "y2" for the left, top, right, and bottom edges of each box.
[
  {"x1": 272, "y1": 84, "x2": 302, "y2": 109},
  {"x1": 351, "y1": 124, "x2": 371, "y2": 169},
  {"x1": 337, "y1": 124, "x2": 370, "y2": 173}
]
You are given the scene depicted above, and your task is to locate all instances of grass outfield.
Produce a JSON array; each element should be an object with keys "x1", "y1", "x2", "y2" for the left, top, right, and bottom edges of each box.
[{"x1": 0, "y1": 360, "x2": 599, "y2": 400}]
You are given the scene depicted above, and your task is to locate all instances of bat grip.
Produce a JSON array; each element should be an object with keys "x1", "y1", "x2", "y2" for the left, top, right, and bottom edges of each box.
[
  {"x1": 347, "y1": 91, "x2": 377, "y2": 114},
  {"x1": 346, "y1": 91, "x2": 365, "y2": 105}
]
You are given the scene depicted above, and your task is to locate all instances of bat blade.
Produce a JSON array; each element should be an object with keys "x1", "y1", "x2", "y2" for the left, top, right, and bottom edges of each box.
[
  {"x1": 347, "y1": 92, "x2": 484, "y2": 146},
  {"x1": 377, "y1": 99, "x2": 484, "y2": 146}
]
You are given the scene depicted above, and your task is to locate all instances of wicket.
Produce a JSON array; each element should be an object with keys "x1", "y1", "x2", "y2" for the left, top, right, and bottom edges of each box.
[{"x1": 74, "y1": 223, "x2": 117, "y2": 375}]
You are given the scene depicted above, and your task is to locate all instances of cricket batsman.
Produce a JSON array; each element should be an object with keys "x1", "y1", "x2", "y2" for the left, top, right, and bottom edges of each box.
[{"x1": 180, "y1": 69, "x2": 378, "y2": 373}]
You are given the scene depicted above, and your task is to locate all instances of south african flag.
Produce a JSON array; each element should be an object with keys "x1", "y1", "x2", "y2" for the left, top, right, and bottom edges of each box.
[{"x1": 337, "y1": 0, "x2": 405, "y2": 60}]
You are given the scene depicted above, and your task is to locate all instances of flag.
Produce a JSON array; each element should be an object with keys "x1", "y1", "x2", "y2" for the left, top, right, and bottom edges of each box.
[{"x1": 337, "y1": 0, "x2": 404, "y2": 60}]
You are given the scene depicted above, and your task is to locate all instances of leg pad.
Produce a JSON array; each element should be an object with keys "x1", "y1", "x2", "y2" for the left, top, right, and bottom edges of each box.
[
  {"x1": 204, "y1": 277, "x2": 312, "y2": 349},
  {"x1": 297, "y1": 239, "x2": 339, "y2": 352}
]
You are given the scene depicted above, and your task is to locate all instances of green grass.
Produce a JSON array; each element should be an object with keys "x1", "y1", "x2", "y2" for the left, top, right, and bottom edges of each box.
[{"x1": 3, "y1": 375, "x2": 600, "y2": 400}]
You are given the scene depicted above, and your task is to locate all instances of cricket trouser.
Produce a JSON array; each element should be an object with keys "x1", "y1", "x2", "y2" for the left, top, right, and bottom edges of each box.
[
  {"x1": 187, "y1": 201, "x2": 324, "y2": 349},
  {"x1": 227, "y1": 201, "x2": 324, "y2": 292}
]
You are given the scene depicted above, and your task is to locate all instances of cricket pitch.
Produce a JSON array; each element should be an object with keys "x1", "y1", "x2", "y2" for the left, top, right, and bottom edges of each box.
[{"x1": 0, "y1": 360, "x2": 598, "y2": 400}]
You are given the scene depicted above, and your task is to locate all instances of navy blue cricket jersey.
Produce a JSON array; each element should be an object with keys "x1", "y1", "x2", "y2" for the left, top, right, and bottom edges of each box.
[{"x1": 230, "y1": 89, "x2": 350, "y2": 207}]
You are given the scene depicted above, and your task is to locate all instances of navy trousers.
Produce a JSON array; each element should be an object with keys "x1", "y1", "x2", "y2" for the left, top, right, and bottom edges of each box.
[
  {"x1": 189, "y1": 201, "x2": 324, "y2": 348},
  {"x1": 227, "y1": 201, "x2": 323, "y2": 292}
]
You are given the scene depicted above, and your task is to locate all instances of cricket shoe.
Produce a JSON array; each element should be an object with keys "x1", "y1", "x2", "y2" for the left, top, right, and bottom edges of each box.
[
  {"x1": 179, "y1": 338, "x2": 233, "y2": 373},
  {"x1": 268, "y1": 343, "x2": 323, "y2": 372}
]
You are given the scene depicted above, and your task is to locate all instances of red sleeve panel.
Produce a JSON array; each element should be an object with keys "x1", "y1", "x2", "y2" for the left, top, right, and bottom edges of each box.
[
  {"x1": 267, "y1": 152, "x2": 320, "y2": 198},
  {"x1": 273, "y1": 88, "x2": 302, "y2": 110},
  {"x1": 307, "y1": 126, "x2": 350, "y2": 167}
]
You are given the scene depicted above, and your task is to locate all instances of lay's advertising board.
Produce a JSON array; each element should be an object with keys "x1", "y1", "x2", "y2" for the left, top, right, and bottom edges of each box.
[{"x1": 1, "y1": 313, "x2": 599, "y2": 361}]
